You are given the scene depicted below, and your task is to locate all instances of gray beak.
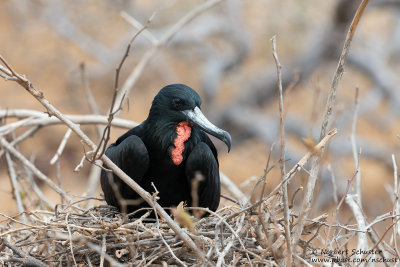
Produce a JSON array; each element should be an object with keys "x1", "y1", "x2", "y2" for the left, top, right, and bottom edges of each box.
[{"x1": 182, "y1": 107, "x2": 232, "y2": 152}]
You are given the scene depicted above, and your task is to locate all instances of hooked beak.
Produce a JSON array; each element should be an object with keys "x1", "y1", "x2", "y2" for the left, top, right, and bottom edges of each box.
[{"x1": 182, "y1": 107, "x2": 232, "y2": 152}]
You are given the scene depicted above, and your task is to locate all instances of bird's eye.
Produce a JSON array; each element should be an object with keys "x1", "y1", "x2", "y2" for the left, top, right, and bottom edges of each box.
[{"x1": 172, "y1": 98, "x2": 184, "y2": 108}]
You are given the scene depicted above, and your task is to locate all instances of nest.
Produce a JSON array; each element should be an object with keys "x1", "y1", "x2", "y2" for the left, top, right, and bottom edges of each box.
[{"x1": 0, "y1": 192, "x2": 328, "y2": 266}]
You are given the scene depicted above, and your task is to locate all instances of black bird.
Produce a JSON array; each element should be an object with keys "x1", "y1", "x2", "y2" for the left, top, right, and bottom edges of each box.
[{"x1": 100, "y1": 84, "x2": 231, "y2": 215}]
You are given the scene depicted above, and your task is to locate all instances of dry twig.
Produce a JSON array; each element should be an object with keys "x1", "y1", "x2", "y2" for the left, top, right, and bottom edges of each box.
[
  {"x1": 271, "y1": 35, "x2": 292, "y2": 266},
  {"x1": 0, "y1": 54, "x2": 207, "y2": 264},
  {"x1": 292, "y1": 0, "x2": 370, "y2": 246}
]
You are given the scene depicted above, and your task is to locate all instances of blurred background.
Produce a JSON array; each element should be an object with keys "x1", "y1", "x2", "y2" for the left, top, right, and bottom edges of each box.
[{"x1": 0, "y1": 0, "x2": 399, "y2": 228}]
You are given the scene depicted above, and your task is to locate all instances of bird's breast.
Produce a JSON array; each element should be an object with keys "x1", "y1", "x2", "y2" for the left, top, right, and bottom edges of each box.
[{"x1": 171, "y1": 122, "x2": 192, "y2": 165}]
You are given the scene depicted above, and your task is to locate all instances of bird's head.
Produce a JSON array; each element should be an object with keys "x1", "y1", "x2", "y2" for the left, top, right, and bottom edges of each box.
[{"x1": 148, "y1": 84, "x2": 232, "y2": 151}]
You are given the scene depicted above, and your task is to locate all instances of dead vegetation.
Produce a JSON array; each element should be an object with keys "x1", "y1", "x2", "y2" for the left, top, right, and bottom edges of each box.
[
  {"x1": 1, "y1": 0, "x2": 400, "y2": 266},
  {"x1": 0, "y1": 195, "x2": 327, "y2": 266}
]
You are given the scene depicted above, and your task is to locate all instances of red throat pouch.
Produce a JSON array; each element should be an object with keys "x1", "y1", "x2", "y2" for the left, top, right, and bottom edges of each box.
[{"x1": 171, "y1": 122, "x2": 192, "y2": 165}]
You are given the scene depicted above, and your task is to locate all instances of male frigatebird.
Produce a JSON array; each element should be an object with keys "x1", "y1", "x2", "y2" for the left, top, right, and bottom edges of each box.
[{"x1": 100, "y1": 84, "x2": 231, "y2": 214}]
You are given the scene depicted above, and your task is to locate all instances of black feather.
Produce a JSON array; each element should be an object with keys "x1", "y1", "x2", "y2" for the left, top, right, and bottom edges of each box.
[{"x1": 100, "y1": 84, "x2": 227, "y2": 216}]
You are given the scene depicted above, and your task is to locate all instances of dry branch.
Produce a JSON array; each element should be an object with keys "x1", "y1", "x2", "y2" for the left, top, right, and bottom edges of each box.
[
  {"x1": 272, "y1": 35, "x2": 292, "y2": 266},
  {"x1": 5, "y1": 152, "x2": 27, "y2": 224},
  {"x1": 0, "y1": 202, "x2": 296, "y2": 266},
  {"x1": 1, "y1": 237, "x2": 46, "y2": 267},
  {"x1": 0, "y1": 110, "x2": 137, "y2": 132},
  {"x1": 1, "y1": 1, "x2": 398, "y2": 265},
  {"x1": 113, "y1": 0, "x2": 226, "y2": 117},
  {"x1": 0, "y1": 55, "x2": 207, "y2": 263},
  {"x1": 1, "y1": 137, "x2": 68, "y2": 203},
  {"x1": 291, "y1": 0, "x2": 370, "y2": 246}
]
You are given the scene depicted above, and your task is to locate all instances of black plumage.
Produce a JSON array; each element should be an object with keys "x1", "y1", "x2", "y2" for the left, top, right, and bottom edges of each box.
[{"x1": 100, "y1": 84, "x2": 231, "y2": 215}]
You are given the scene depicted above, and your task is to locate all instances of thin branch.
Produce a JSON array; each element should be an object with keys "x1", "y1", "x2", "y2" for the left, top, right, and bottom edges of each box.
[
  {"x1": 323, "y1": 0, "x2": 370, "y2": 138},
  {"x1": 113, "y1": 0, "x2": 226, "y2": 118},
  {"x1": 5, "y1": 152, "x2": 27, "y2": 224},
  {"x1": 0, "y1": 63, "x2": 12, "y2": 76},
  {"x1": 0, "y1": 55, "x2": 207, "y2": 263},
  {"x1": 1, "y1": 238, "x2": 46, "y2": 267},
  {"x1": 0, "y1": 125, "x2": 41, "y2": 159},
  {"x1": 50, "y1": 128, "x2": 72, "y2": 165},
  {"x1": 100, "y1": 235, "x2": 106, "y2": 267},
  {"x1": 271, "y1": 35, "x2": 292, "y2": 267},
  {"x1": 355, "y1": 222, "x2": 396, "y2": 267},
  {"x1": 351, "y1": 87, "x2": 361, "y2": 204},
  {"x1": 65, "y1": 213, "x2": 78, "y2": 267},
  {"x1": 219, "y1": 172, "x2": 247, "y2": 204},
  {"x1": 0, "y1": 111, "x2": 137, "y2": 132},
  {"x1": 349, "y1": 87, "x2": 369, "y2": 257},
  {"x1": 216, "y1": 213, "x2": 246, "y2": 267},
  {"x1": 153, "y1": 205, "x2": 188, "y2": 267},
  {"x1": 120, "y1": 11, "x2": 159, "y2": 45},
  {"x1": 1, "y1": 137, "x2": 68, "y2": 203},
  {"x1": 291, "y1": 0, "x2": 370, "y2": 246},
  {"x1": 345, "y1": 194, "x2": 368, "y2": 260},
  {"x1": 392, "y1": 154, "x2": 400, "y2": 258},
  {"x1": 94, "y1": 13, "x2": 156, "y2": 161},
  {"x1": 23, "y1": 165, "x2": 55, "y2": 209},
  {"x1": 324, "y1": 170, "x2": 358, "y2": 250},
  {"x1": 79, "y1": 63, "x2": 104, "y2": 208},
  {"x1": 267, "y1": 128, "x2": 337, "y2": 198},
  {"x1": 87, "y1": 242, "x2": 124, "y2": 267}
]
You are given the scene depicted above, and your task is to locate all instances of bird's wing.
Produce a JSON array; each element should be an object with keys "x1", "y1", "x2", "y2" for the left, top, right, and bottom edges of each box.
[
  {"x1": 114, "y1": 122, "x2": 145, "y2": 145},
  {"x1": 185, "y1": 141, "x2": 220, "y2": 211},
  {"x1": 199, "y1": 131, "x2": 219, "y2": 165},
  {"x1": 100, "y1": 125, "x2": 149, "y2": 210}
]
